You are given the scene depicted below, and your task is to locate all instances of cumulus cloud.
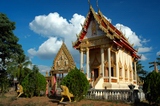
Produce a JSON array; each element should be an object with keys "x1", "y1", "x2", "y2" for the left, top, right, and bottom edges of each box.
[
  {"x1": 28, "y1": 12, "x2": 85, "y2": 61},
  {"x1": 29, "y1": 13, "x2": 85, "y2": 40},
  {"x1": 28, "y1": 12, "x2": 151, "y2": 64},
  {"x1": 157, "y1": 51, "x2": 160, "y2": 56},
  {"x1": 115, "y1": 23, "x2": 142, "y2": 47},
  {"x1": 140, "y1": 54, "x2": 147, "y2": 61},
  {"x1": 138, "y1": 47, "x2": 152, "y2": 53},
  {"x1": 28, "y1": 37, "x2": 62, "y2": 59},
  {"x1": 115, "y1": 23, "x2": 152, "y2": 61},
  {"x1": 37, "y1": 65, "x2": 51, "y2": 76}
]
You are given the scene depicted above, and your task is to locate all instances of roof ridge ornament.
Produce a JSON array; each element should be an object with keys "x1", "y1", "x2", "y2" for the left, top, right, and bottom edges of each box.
[
  {"x1": 88, "y1": 0, "x2": 91, "y2": 6},
  {"x1": 96, "y1": 0, "x2": 100, "y2": 11}
]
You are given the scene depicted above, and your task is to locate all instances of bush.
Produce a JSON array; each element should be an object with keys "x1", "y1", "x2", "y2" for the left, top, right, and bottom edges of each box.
[
  {"x1": 21, "y1": 71, "x2": 46, "y2": 97},
  {"x1": 143, "y1": 71, "x2": 160, "y2": 105},
  {"x1": 61, "y1": 67, "x2": 89, "y2": 101}
]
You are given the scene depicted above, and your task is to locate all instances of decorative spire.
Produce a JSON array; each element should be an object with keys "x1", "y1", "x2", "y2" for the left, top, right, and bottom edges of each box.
[
  {"x1": 88, "y1": 0, "x2": 91, "y2": 6},
  {"x1": 96, "y1": 0, "x2": 100, "y2": 10}
]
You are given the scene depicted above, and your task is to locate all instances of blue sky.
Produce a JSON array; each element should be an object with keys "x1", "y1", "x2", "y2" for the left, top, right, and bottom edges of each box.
[{"x1": 1, "y1": 0, "x2": 160, "y2": 75}]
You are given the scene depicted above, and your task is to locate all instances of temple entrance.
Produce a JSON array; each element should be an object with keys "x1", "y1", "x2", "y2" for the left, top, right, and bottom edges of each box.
[{"x1": 94, "y1": 68, "x2": 99, "y2": 81}]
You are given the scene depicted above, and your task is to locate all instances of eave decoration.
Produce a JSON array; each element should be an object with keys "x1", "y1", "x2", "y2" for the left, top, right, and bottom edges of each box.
[{"x1": 72, "y1": 5, "x2": 140, "y2": 59}]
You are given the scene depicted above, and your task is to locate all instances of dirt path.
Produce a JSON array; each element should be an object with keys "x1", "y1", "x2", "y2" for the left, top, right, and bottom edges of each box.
[{"x1": 0, "y1": 91, "x2": 144, "y2": 106}]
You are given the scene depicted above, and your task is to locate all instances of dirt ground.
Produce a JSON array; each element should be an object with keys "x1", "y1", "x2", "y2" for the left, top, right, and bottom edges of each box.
[
  {"x1": 0, "y1": 91, "x2": 130, "y2": 106},
  {"x1": 0, "y1": 91, "x2": 148, "y2": 106}
]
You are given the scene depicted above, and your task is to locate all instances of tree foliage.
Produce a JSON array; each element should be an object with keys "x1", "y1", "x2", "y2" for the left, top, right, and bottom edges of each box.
[
  {"x1": 136, "y1": 60, "x2": 147, "y2": 81},
  {"x1": 0, "y1": 13, "x2": 24, "y2": 94},
  {"x1": 61, "y1": 67, "x2": 89, "y2": 101},
  {"x1": 21, "y1": 65, "x2": 46, "y2": 98},
  {"x1": 143, "y1": 71, "x2": 160, "y2": 105}
]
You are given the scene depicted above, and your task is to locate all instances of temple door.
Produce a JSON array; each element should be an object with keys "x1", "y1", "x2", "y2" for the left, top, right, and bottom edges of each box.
[{"x1": 94, "y1": 68, "x2": 99, "y2": 81}]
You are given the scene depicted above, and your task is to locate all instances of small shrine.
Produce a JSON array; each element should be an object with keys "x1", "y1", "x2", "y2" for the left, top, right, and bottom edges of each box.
[
  {"x1": 46, "y1": 42, "x2": 75, "y2": 94},
  {"x1": 72, "y1": 4, "x2": 140, "y2": 89}
]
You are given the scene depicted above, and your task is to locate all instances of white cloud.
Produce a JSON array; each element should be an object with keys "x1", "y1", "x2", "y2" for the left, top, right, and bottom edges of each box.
[
  {"x1": 28, "y1": 12, "x2": 152, "y2": 64},
  {"x1": 115, "y1": 23, "x2": 152, "y2": 61},
  {"x1": 139, "y1": 54, "x2": 147, "y2": 61},
  {"x1": 28, "y1": 12, "x2": 85, "y2": 61},
  {"x1": 157, "y1": 51, "x2": 160, "y2": 56},
  {"x1": 115, "y1": 23, "x2": 142, "y2": 47},
  {"x1": 29, "y1": 13, "x2": 85, "y2": 40},
  {"x1": 138, "y1": 47, "x2": 152, "y2": 53},
  {"x1": 37, "y1": 65, "x2": 51, "y2": 76},
  {"x1": 28, "y1": 37, "x2": 62, "y2": 59}
]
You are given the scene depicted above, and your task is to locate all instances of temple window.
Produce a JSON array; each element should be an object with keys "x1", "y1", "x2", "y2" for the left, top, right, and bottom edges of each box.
[
  {"x1": 124, "y1": 63, "x2": 128, "y2": 80},
  {"x1": 125, "y1": 69, "x2": 127, "y2": 78},
  {"x1": 111, "y1": 67, "x2": 114, "y2": 77},
  {"x1": 119, "y1": 60, "x2": 123, "y2": 79},
  {"x1": 119, "y1": 68, "x2": 122, "y2": 77}
]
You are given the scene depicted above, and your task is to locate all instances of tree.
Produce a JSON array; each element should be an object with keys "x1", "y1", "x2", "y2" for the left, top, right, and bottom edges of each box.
[
  {"x1": 21, "y1": 65, "x2": 46, "y2": 97},
  {"x1": 16, "y1": 55, "x2": 32, "y2": 83},
  {"x1": 143, "y1": 71, "x2": 160, "y2": 105},
  {"x1": 136, "y1": 60, "x2": 147, "y2": 81},
  {"x1": 61, "y1": 67, "x2": 89, "y2": 101},
  {"x1": 0, "y1": 13, "x2": 24, "y2": 94},
  {"x1": 149, "y1": 55, "x2": 160, "y2": 72},
  {"x1": 7, "y1": 55, "x2": 32, "y2": 84}
]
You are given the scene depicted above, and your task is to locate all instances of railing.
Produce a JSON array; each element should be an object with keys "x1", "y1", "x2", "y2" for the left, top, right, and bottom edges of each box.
[{"x1": 86, "y1": 89, "x2": 145, "y2": 102}]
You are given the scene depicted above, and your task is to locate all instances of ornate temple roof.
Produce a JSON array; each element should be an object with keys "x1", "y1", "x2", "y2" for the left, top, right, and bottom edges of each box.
[
  {"x1": 72, "y1": 5, "x2": 140, "y2": 59},
  {"x1": 50, "y1": 42, "x2": 75, "y2": 74}
]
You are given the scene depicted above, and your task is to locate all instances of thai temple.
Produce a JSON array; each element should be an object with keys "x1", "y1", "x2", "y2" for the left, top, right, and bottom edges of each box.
[
  {"x1": 45, "y1": 42, "x2": 76, "y2": 94},
  {"x1": 72, "y1": 4, "x2": 140, "y2": 89},
  {"x1": 46, "y1": 3, "x2": 140, "y2": 92}
]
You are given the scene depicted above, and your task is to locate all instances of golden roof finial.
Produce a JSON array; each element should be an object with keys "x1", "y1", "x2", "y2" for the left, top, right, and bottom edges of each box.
[
  {"x1": 96, "y1": 0, "x2": 100, "y2": 10},
  {"x1": 88, "y1": 0, "x2": 91, "y2": 6}
]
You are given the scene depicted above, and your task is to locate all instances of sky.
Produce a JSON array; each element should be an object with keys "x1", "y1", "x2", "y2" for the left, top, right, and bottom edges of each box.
[{"x1": 1, "y1": 0, "x2": 160, "y2": 75}]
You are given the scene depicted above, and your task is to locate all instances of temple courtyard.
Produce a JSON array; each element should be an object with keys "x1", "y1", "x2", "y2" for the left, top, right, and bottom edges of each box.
[{"x1": 0, "y1": 90, "x2": 148, "y2": 106}]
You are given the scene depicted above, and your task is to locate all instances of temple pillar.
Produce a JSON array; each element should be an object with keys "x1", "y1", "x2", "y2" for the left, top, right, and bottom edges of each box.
[
  {"x1": 101, "y1": 47, "x2": 104, "y2": 76},
  {"x1": 134, "y1": 61, "x2": 137, "y2": 83},
  {"x1": 116, "y1": 52, "x2": 119, "y2": 82},
  {"x1": 108, "y1": 48, "x2": 111, "y2": 83},
  {"x1": 86, "y1": 48, "x2": 90, "y2": 79},
  {"x1": 80, "y1": 48, "x2": 84, "y2": 72}
]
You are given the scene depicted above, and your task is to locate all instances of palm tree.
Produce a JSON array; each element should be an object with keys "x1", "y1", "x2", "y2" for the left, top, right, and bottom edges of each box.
[
  {"x1": 16, "y1": 55, "x2": 32, "y2": 83},
  {"x1": 136, "y1": 60, "x2": 147, "y2": 81},
  {"x1": 149, "y1": 55, "x2": 160, "y2": 72}
]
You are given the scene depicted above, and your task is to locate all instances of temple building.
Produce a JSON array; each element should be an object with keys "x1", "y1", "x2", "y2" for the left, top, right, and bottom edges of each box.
[
  {"x1": 46, "y1": 42, "x2": 75, "y2": 94},
  {"x1": 72, "y1": 5, "x2": 140, "y2": 89}
]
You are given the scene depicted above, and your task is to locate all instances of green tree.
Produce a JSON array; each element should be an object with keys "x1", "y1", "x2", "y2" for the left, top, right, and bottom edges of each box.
[
  {"x1": 21, "y1": 65, "x2": 46, "y2": 97},
  {"x1": 149, "y1": 55, "x2": 160, "y2": 72},
  {"x1": 0, "y1": 13, "x2": 24, "y2": 94},
  {"x1": 16, "y1": 55, "x2": 32, "y2": 83},
  {"x1": 136, "y1": 60, "x2": 147, "y2": 81},
  {"x1": 143, "y1": 71, "x2": 160, "y2": 105},
  {"x1": 7, "y1": 55, "x2": 32, "y2": 84},
  {"x1": 61, "y1": 67, "x2": 89, "y2": 101}
]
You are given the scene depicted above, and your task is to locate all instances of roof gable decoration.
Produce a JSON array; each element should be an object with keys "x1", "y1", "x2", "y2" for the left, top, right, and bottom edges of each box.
[
  {"x1": 72, "y1": 5, "x2": 140, "y2": 59},
  {"x1": 52, "y1": 42, "x2": 75, "y2": 71},
  {"x1": 84, "y1": 18, "x2": 106, "y2": 39}
]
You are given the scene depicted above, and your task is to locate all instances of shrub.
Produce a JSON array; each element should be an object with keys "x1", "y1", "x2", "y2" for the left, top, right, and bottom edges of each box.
[
  {"x1": 61, "y1": 67, "x2": 89, "y2": 101},
  {"x1": 143, "y1": 71, "x2": 160, "y2": 105},
  {"x1": 21, "y1": 71, "x2": 46, "y2": 97}
]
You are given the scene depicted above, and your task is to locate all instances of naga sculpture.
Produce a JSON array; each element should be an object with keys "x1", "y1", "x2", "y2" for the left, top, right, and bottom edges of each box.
[
  {"x1": 60, "y1": 85, "x2": 74, "y2": 102},
  {"x1": 16, "y1": 84, "x2": 23, "y2": 98}
]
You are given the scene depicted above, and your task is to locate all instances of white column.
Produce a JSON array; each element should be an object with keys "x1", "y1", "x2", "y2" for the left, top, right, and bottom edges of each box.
[
  {"x1": 86, "y1": 48, "x2": 90, "y2": 79},
  {"x1": 108, "y1": 48, "x2": 111, "y2": 83},
  {"x1": 134, "y1": 61, "x2": 137, "y2": 83},
  {"x1": 101, "y1": 47, "x2": 104, "y2": 77},
  {"x1": 116, "y1": 52, "x2": 119, "y2": 82},
  {"x1": 80, "y1": 49, "x2": 84, "y2": 71}
]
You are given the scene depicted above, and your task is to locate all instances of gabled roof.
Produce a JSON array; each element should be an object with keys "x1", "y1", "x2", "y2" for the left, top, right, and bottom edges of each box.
[
  {"x1": 72, "y1": 5, "x2": 139, "y2": 59},
  {"x1": 51, "y1": 42, "x2": 75, "y2": 72}
]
